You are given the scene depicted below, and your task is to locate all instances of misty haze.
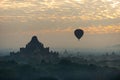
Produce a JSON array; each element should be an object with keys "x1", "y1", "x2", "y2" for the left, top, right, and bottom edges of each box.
[{"x1": 0, "y1": 0, "x2": 120, "y2": 80}]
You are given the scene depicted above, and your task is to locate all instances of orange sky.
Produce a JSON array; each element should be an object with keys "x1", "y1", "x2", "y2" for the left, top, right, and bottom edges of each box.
[{"x1": 0, "y1": 0, "x2": 120, "y2": 52}]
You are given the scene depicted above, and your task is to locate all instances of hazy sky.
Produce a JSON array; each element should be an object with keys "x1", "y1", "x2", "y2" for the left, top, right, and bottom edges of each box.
[{"x1": 0, "y1": 0, "x2": 120, "y2": 52}]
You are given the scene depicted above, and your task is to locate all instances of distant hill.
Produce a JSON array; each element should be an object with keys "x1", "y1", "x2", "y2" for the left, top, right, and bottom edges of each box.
[{"x1": 113, "y1": 44, "x2": 120, "y2": 48}]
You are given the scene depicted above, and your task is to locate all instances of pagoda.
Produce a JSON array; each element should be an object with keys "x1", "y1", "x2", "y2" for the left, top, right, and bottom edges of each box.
[{"x1": 10, "y1": 36, "x2": 59, "y2": 64}]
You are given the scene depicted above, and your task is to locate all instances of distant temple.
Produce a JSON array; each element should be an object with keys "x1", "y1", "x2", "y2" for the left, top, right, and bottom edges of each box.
[
  {"x1": 10, "y1": 36, "x2": 59, "y2": 64},
  {"x1": 20, "y1": 36, "x2": 49, "y2": 54}
]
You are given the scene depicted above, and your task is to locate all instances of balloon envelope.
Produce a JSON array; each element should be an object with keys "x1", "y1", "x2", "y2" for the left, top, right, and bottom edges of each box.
[{"x1": 74, "y1": 29, "x2": 84, "y2": 40}]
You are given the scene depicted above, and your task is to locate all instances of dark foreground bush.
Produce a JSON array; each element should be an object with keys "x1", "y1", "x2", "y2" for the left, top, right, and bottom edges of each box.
[{"x1": 37, "y1": 76, "x2": 58, "y2": 80}]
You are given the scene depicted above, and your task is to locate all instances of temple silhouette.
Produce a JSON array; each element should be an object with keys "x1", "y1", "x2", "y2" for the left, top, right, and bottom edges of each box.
[{"x1": 10, "y1": 36, "x2": 59, "y2": 64}]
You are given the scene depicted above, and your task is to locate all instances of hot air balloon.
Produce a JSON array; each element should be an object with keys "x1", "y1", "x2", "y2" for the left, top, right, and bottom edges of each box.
[{"x1": 74, "y1": 29, "x2": 84, "y2": 40}]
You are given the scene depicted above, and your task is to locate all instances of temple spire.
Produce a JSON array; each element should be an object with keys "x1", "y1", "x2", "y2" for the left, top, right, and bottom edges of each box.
[{"x1": 26, "y1": 36, "x2": 44, "y2": 51}]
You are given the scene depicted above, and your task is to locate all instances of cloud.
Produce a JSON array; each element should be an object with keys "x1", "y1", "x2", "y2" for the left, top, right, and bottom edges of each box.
[
  {"x1": 0, "y1": 0, "x2": 120, "y2": 28},
  {"x1": 18, "y1": 26, "x2": 120, "y2": 36},
  {"x1": 0, "y1": 0, "x2": 36, "y2": 9},
  {"x1": 0, "y1": 0, "x2": 120, "y2": 20},
  {"x1": 0, "y1": 0, "x2": 120, "y2": 35},
  {"x1": 83, "y1": 26, "x2": 120, "y2": 34}
]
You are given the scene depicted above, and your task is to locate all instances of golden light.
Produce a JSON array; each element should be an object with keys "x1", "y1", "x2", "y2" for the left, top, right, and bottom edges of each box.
[
  {"x1": 0, "y1": 0, "x2": 120, "y2": 21},
  {"x1": 74, "y1": 0, "x2": 85, "y2": 3}
]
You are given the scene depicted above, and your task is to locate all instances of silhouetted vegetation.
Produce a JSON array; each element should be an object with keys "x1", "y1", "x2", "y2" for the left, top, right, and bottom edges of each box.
[
  {"x1": 0, "y1": 36, "x2": 120, "y2": 80},
  {"x1": 0, "y1": 60, "x2": 120, "y2": 80}
]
